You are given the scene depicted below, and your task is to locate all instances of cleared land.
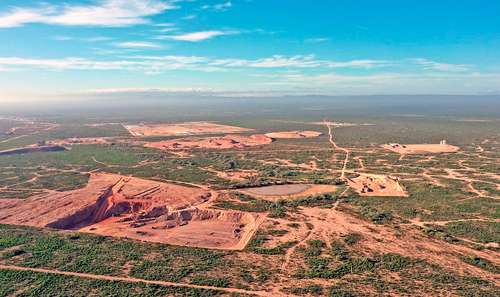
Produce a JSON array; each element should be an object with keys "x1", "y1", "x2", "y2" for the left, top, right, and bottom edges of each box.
[
  {"x1": 241, "y1": 184, "x2": 337, "y2": 200},
  {"x1": 382, "y1": 143, "x2": 460, "y2": 154},
  {"x1": 48, "y1": 137, "x2": 115, "y2": 146},
  {"x1": 265, "y1": 131, "x2": 322, "y2": 139},
  {"x1": 145, "y1": 134, "x2": 273, "y2": 150},
  {"x1": 0, "y1": 173, "x2": 261, "y2": 250},
  {"x1": 124, "y1": 121, "x2": 253, "y2": 137},
  {"x1": 347, "y1": 174, "x2": 408, "y2": 197}
]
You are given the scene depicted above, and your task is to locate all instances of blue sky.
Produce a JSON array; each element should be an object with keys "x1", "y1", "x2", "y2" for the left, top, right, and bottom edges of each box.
[{"x1": 0, "y1": 0, "x2": 499, "y2": 100}]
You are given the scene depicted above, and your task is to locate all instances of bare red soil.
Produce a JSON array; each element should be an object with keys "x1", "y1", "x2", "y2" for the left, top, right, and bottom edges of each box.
[
  {"x1": 288, "y1": 206, "x2": 500, "y2": 284},
  {"x1": 265, "y1": 131, "x2": 322, "y2": 139},
  {"x1": 0, "y1": 173, "x2": 262, "y2": 250},
  {"x1": 382, "y1": 143, "x2": 460, "y2": 154},
  {"x1": 145, "y1": 134, "x2": 273, "y2": 151},
  {"x1": 347, "y1": 174, "x2": 408, "y2": 197},
  {"x1": 241, "y1": 184, "x2": 337, "y2": 201},
  {"x1": 48, "y1": 137, "x2": 114, "y2": 146},
  {"x1": 210, "y1": 170, "x2": 258, "y2": 181},
  {"x1": 123, "y1": 121, "x2": 253, "y2": 137}
]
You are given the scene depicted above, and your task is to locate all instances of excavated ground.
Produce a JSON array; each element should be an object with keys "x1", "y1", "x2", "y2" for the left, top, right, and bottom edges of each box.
[
  {"x1": 347, "y1": 173, "x2": 408, "y2": 197},
  {"x1": 0, "y1": 173, "x2": 262, "y2": 250},
  {"x1": 145, "y1": 134, "x2": 273, "y2": 151}
]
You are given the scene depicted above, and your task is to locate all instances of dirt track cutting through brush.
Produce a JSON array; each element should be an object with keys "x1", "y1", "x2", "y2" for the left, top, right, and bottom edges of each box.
[
  {"x1": 0, "y1": 265, "x2": 278, "y2": 296},
  {"x1": 324, "y1": 120, "x2": 350, "y2": 180}
]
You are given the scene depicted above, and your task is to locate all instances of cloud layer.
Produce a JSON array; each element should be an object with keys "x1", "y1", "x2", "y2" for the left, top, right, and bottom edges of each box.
[
  {"x1": 0, "y1": 0, "x2": 175, "y2": 28},
  {"x1": 169, "y1": 30, "x2": 237, "y2": 42}
]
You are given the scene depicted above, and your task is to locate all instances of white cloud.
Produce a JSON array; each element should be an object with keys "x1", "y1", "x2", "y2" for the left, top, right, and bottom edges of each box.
[
  {"x1": 52, "y1": 36, "x2": 112, "y2": 42},
  {"x1": 201, "y1": 2, "x2": 232, "y2": 12},
  {"x1": 0, "y1": 56, "x2": 219, "y2": 72},
  {"x1": 305, "y1": 38, "x2": 330, "y2": 43},
  {"x1": 0, "y1": 55, "x2": 497, "y2": 96},
  {"x1": 169, "y1": 30, "x2": 237, "y2": 42},
  {"x1": 154, "y1": 22, "x2": 176, "y2": 27},
  {"x1": 213, "y1": 1, "x2": 233, "y2": 12},
  {"x1": 0, "y1": 54, "x2": 483, "y2": 91},
  {"x1": 211, "y1": 55, "x2": 391, "y2": 69},
  {"x1": 157, "y1": 27, "x2": 177, "y2": 33},
  {"x1": 0, "y1": 0, "x2": 176, "y2": 28},
  {"x1": 411, "y1": 58, "x2": 470, "y2": 72},
  {"x1": 0, "y1": 7, "x2": 49, "y2": 28},
  {"x1": 114, "y1": 41, "x2": 162, "y2": 49},
  {"x1": 327, "y1": 60, "x2": 393, "y2": 69},
  {"x1": 0, "y1": 55, "x2": 394, "y2": 73}
]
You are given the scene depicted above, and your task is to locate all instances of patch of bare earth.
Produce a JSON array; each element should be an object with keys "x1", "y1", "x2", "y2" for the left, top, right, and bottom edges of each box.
[
  {"x1": 265, "y1": 131, "x2": 322, "y2": 139},
  {"x1": 208, "y1": 169, "x2": 258, "y2": 182},
  {"x1": 0, "y1": 173, "x2": 262, "y2": 250},
  {"x1": 382, "y1": 143, "x2": 460, "y2": 154},
  {"x1": 144, "y1": 134, "x2": 273, "y2": 151},
  {"x1": 347, "y1": 173, "x2": 408, "y2": 197},
  {"x1": 48, "y1": 137, "x2": 115, "y2": 146},
  {"x1": 241, "y1": 184, "x2": 337, "y2": 201},
  {"x1": 123, "y1": 121, "x2": 253, "y2": 137},
  {"x1": 281, "y1": 205, "x2": 500, "y2": 285}
]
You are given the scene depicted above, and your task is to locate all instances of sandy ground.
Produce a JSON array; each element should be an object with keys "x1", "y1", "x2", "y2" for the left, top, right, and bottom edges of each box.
[
  {"x1": 0, "y1": 173, "x2": 262, "y2": 250},
  {"x1": 382, "y1": 143, "x2": 460, "y2": 154},
  {"x1": 347, "y1": 174, "x2": 408, "y2": 197},
  {"x1": 48, "y1": 137, "x2": 115, "y2": 146},
  {"x1": 207, "y1": 169, "x2": 258, "y2": 182},
  {"x1": 0, "y1": 173, "x2": 210, "y2": 227},
  {"x1": 258, "y1": 158, "x2": 319, "y2": 171},
  {"x1": 280, "y1": 205, "x2": 500, "y2": 285},
  {"x1": 265, "y1": 131, "x2": 322, "y2": 139},
  {"x1": 241, "y1": 184, "x2": 337, "y2": 200},
  {"x1": 123, "y1": 122, "x2": 253, "y2": 137},
  {"x1": 81, "y1": 207, "x2": 264, "y2": 250},
  {"x1": 145, "y1": 134, "x2": 273, "y2": 151}
]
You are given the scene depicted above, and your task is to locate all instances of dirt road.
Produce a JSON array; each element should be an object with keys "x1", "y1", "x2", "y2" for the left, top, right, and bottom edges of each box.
[
  {"x1": 0, "y1": 264, "x2": 278, "y2": 297},
  {"x1": 324, "y1": 120, "x2": 350, "y2": 180}
]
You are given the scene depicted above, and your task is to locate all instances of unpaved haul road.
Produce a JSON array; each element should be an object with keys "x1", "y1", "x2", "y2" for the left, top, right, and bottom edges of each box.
[
  {"x1": 0, "y1": 264, "x2": 278, "y2": 297},
  {"x1": 324, "y1": 120, "x2": 350, "y2": 180}
]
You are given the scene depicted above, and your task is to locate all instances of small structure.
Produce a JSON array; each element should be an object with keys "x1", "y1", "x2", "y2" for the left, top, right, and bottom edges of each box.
[{"x1": 440, "y1": 140, "x2": 447, "y2": 145}]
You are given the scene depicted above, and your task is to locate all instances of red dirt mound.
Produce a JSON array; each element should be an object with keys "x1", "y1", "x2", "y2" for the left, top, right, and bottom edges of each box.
[
  {"x1": 265, "y1": 131, "x2": 322, "y2": 139},
  {"x1": 0, "y1": 173, "x2": 263, "y2": 250},
  {"x1": 145, "y1": 134, "x2": 273, "y2": 151},
  {"x1": 0, "y1": 173, "x2": 210, "y2": 229},
  {"x1": 347, "y1": 174, "x2": 407, "y2": 197}
]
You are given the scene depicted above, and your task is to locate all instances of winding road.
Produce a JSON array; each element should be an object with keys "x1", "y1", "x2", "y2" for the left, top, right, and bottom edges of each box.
[{"x1": 324, "y1": 120, "x2": 350, "y2": 180}]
